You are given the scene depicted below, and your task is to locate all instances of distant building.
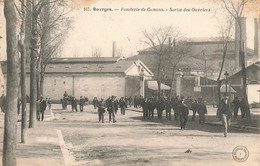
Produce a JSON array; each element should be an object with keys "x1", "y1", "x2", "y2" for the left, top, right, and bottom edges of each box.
[
  {"x1": 1, "y1": 57, "x2": 153, "y2": 100},
  {"x1": 229, "y1": 60, "x2": 260, "y2": 104}
]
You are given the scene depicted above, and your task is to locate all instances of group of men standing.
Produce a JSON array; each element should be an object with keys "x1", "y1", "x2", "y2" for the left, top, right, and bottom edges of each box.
[
  {"x1": 36, "y1": 96, "x2": 51, "y2": 121},
  {"x1": 61, "y1": 91, "x2": 89, "y2": 112},
  {"x1": 95, "y1": 96, "x2": 127, "y2": 123},
  {"x1": 138, "y1": 95, "x2": 207, "y2": 130}
]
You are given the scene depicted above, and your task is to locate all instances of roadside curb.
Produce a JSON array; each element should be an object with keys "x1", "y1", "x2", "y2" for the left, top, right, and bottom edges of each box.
[{"x1": 57, "y1": 129, "x2": 79, "y2": 166}]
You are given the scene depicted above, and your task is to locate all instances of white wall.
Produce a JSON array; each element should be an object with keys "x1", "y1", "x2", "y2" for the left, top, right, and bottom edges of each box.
[{"x1": 247, "y1": 84, "x2": 260, "y2": 104}]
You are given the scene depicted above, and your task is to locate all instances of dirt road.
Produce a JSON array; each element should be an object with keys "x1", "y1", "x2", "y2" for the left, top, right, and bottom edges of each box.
[{"x1": 50, "y1": 105, "x2": 260, "y2": 166}]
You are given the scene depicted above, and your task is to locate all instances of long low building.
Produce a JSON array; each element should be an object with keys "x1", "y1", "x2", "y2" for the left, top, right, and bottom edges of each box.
[{"x1": 0, "y1": 57, "x2": 154, "y2": 100}]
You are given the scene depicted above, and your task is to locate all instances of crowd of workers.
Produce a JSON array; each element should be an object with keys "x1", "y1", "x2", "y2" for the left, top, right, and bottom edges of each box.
[{"x1": 0, "y1": 91, "x2": 250, "y2": 137}]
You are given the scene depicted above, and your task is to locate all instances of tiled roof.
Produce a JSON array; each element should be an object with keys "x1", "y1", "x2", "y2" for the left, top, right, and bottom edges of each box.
[
  {"x1": 48, "y1": 57, "x2": 120, "y2": 64},
  {"x1": 1, "y1": 58, "x2": 138, "y2": 74}
]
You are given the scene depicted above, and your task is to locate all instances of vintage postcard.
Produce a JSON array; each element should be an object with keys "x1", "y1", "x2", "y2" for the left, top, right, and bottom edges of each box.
[{"x1": 0, "y1": 0, "x2": 260, "y2": 166}]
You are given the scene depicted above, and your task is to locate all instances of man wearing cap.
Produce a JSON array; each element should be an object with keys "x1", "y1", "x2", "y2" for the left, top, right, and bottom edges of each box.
[
  {"x1": 107, "y1": 96, "x2": 116, "y2": 123},
  {"x1": 219, "y1": 96, "x2": 232, "y2": 137},
  {"x1": 197, "y1": 98, "x2": 207, "y2": 124},
  {"x1": 179, "y1": 96, "x2": 189, "y2": 130},
  {"x1": 79, "y1": 96, "x2": 85, "y2": 112},
  {"x1": 97, "y1": 98, "x2": 106, "y2": 123}
]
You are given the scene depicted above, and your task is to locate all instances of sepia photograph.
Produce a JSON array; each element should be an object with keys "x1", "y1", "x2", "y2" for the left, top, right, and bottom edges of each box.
[{"x1": 0, "y1": 0, "x2": 260, "y2": 165}]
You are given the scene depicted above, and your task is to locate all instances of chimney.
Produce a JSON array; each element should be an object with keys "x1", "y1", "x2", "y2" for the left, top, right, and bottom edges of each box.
[
  {"x1": 235, "y1": 17, "x2": 247, "y2": 70},
  {"x1": 254, "y1": 18, "x2": 259, "y2": 60},
  {"x1": 112, "y1": 41, "x2": 116, "y2": 57}
]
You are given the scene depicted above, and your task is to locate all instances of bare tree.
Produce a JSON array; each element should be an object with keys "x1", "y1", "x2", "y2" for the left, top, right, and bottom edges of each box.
[
  {"x1": 218, "y1": 0, "x2": 257, "y2": 120},
  {"x1": 167, "y1": 38, "x2": 191, "y2": 98},
  {"x1": 17, "y1": 0, "x2": 28, "y2": 143},
  {"x1": 2, "y1": 0, "x2": 19, "y2": 165},
  {"x1": 91, "y1": 47, "x2": 103, "y2": 57},
  {"x1": 18, "y1": 0, "x2": 66, "y2": 128},
  {"x1": 142, "y1": 26, "x2": 179, "y2": 97},
  {"x1": 36, "y1": 0, "x2": 71, "y2": 97},
  {"x1": 216, "y1": 16, "x2": 235, "y2": 111}
]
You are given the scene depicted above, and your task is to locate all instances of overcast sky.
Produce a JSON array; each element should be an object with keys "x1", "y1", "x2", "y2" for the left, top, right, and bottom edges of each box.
[
  {"x1": 0, "y1": 0, "x2": 259, "y2": 60},
  {"x1": 61, "y1": 0, "x2": 259, "y2": 58}
]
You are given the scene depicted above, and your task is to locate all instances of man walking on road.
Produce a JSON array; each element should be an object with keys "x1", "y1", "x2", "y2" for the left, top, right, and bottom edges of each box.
[
  {"x1": 119, "y1": 97, "x2": 127, "y2": 115},
  {"x1": 219, "y1": 96, "x2": 232, "y2": 137},
  {"x1": 40, "y1": 97, "x2": 47, "y2": 121},
  {"x1": 197, "y1": 99, "x2": 207, "y2": 124},
  {"x1": 191, "y1": 100, "x2": 198, "y2": 121},
  {"x1": 179, "y1": 97, "x2": 189, "y2": 130},
  {"x1": 97, "y1": 99, "x2": 106, "y2": 123},
  {"x1": 79, "y1": 96, "x2": 85, "y2": 112}
]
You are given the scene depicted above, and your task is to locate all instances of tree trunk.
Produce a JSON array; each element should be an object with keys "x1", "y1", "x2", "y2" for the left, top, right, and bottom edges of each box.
[
  {"x1": 241, "y1": 50, "x2": 251, "y2": 120},
  {"x1": 238, "y1": 19, "x2": 251, "y2": 120},
  {"x1": 36, "y1": 71, "x2": 41, "y2": 99},
  {"x1": 40, "y1": 74, "x2": 44, "y2": 97},
  {"x1": 157, "y1": 57, "x2": 162, "y2": 98},
  {"x1": 169, "y1": 69, "x2": 175, "y2": 100},
  {"x1": 20, "y1": 0, "x2": 27, "y2": 143},
  {"x1": 217, "y1": 80, "x2": 222, "y2": 106},
  {"x1": 29, "y1": 8, "x2": 38, "y2": 128},
  {"x1": 2, "y1": 0, "x2": 19, "y2": 165},
  {"x1": 25, "y1": 0, "x2": 31, "y2": 64}
]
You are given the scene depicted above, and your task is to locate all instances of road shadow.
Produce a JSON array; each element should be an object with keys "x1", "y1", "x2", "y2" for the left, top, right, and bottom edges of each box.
[{"x1": 130, "y1": 114, "x2": 259, "y2": 134}]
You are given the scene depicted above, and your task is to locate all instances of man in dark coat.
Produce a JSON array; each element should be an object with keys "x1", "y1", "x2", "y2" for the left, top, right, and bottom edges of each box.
[
  {"x1": 239, "y1": 98, "x2": 246, "y2": 119},
  {"x1": 179, "y1": 97, "x2": 189, "y2": 130},
  {"x1": 147, "y1": 97, "x2": 155, "y2": 120},
  {"x1": 71, "y1": 97, "x2": 78, "y2": 112},
  {"x1": 114, "y1": 97, "x2": 119, "y2": 114},
  {"x1": 119, "y1": 97, "x2": 127, "y2": 115},
  {"x1": 107, "y1": 96, "x2": 116, "y2": 123},
  {"x1": 232, "y1": 97, "x2": 240, "y2": 118},
  {"x1": 165, "y1": 97, "x2": 172, "y2": 120},
  {"x1": 93, "y1": 97, "x2": 98, "y2": 109},
  {"x1": 63, "y1": 91, "x2": 69, "y2": 109},
  {"x1": 134, "y1": 96, "x2": 138, "y2": 108},
  {"x1": 219, "y1": 96, "x2": 232, "y2": 137},
  {"x1": 172, "y1": 96, "x2": 180, "y2": 121},
  {"x1": 111, "y1": 96, "x2": 117, "y2": 123},
  {"x1": 106, "y1": 97, "x2": 112, "y2": 121},
  {"x1": 97, "y1": 99, "x2": 106, "y2": 123},
  {"x1": 191, "y1": 100, "x2": 198, "y2": 121},
  {"x1": 141, "y1": 97, "x2": 149, "y2": 119},
  {"x1": 40, "y1": 97, "x2": 47, "y2": 121},
  {"x1": 197, "y1": 99, "x2": 207, "y2": 124},
  {"x1": 79, "y1": 96, "x2": 85, "y2": 112}
]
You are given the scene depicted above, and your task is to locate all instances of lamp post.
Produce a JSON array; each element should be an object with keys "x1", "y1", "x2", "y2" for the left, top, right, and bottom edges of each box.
[{"x1": 224, "y1": 71, "x2": 229, "y2": 96}]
